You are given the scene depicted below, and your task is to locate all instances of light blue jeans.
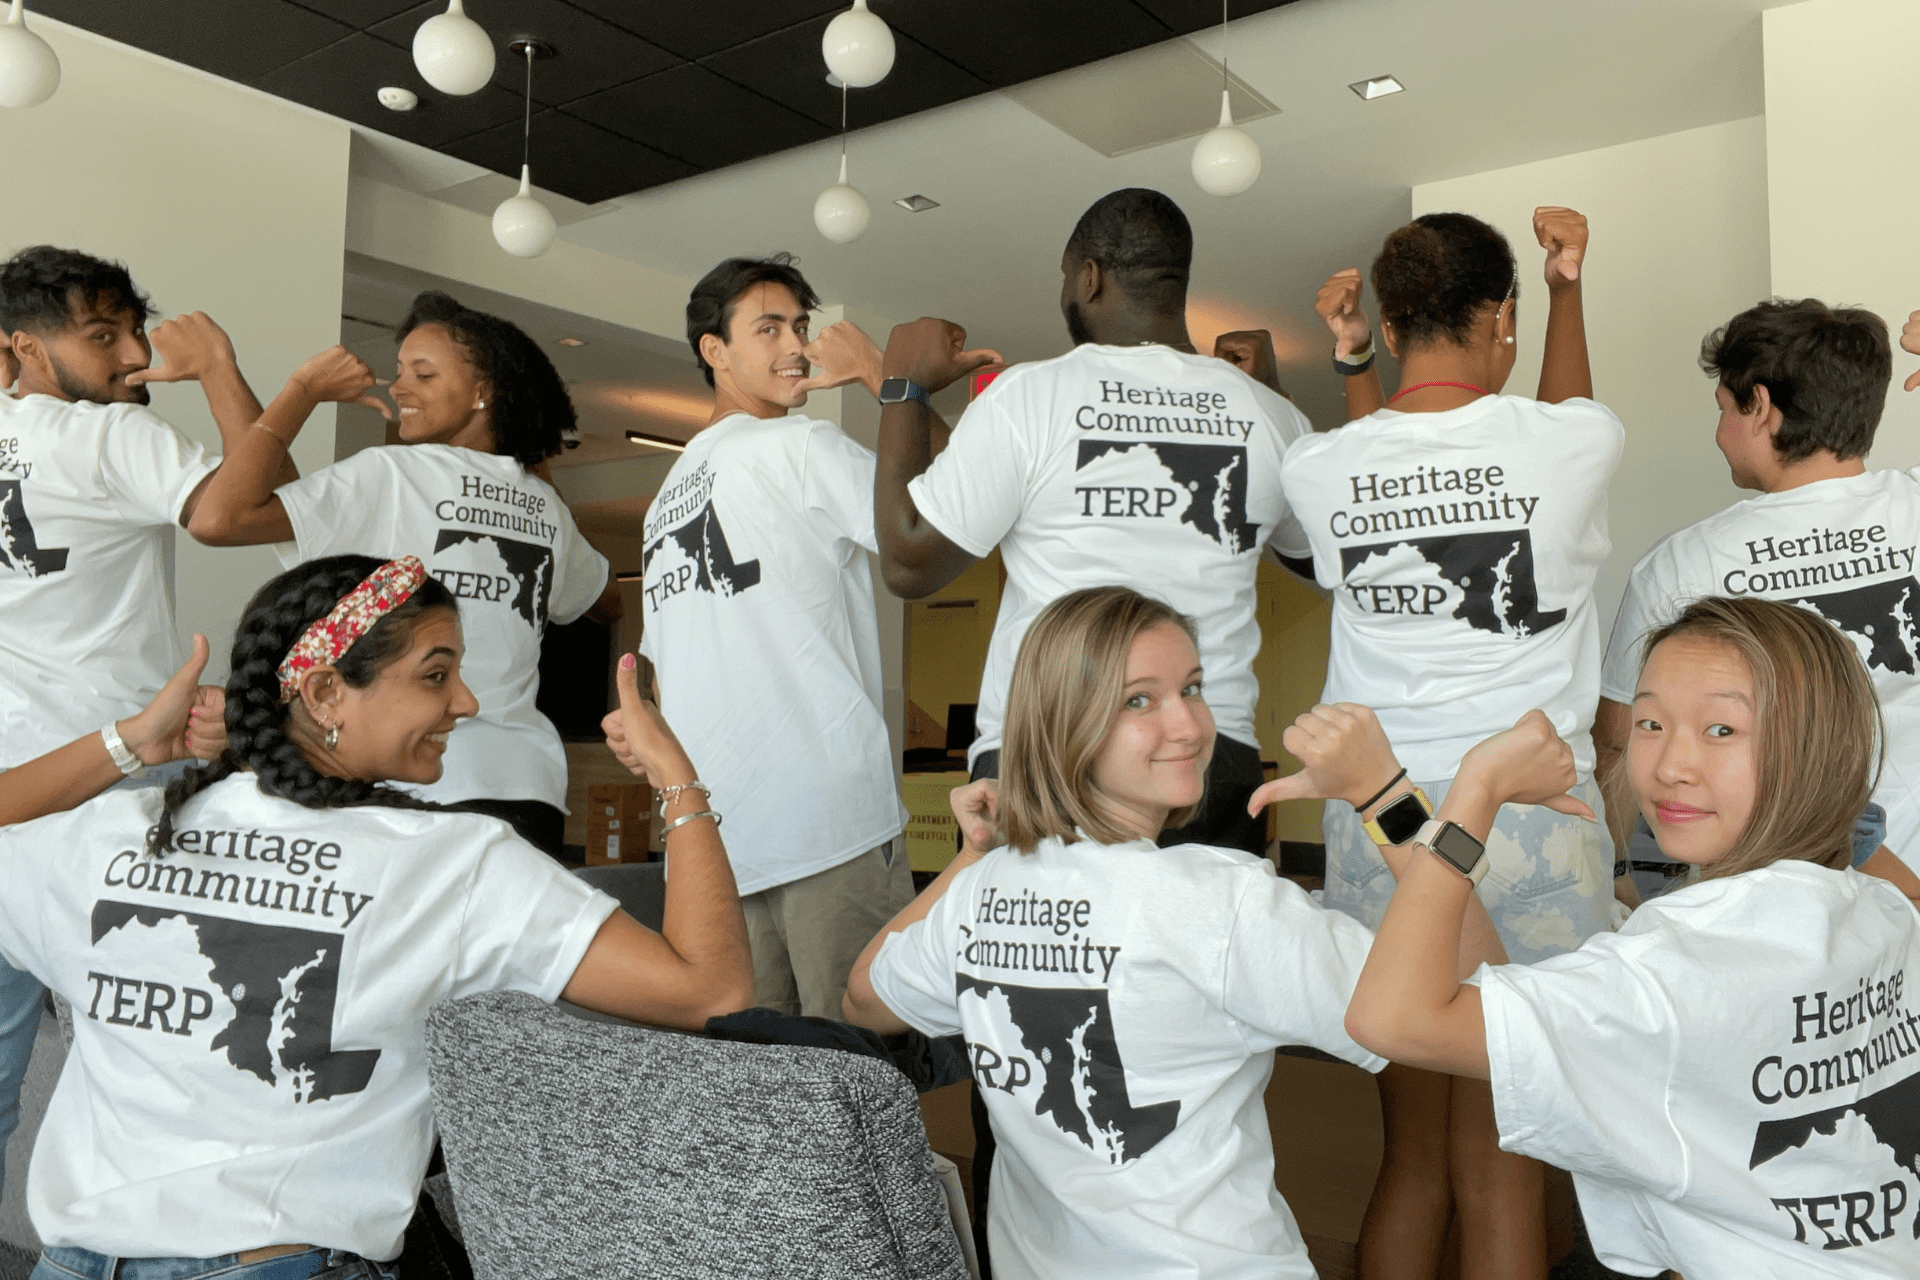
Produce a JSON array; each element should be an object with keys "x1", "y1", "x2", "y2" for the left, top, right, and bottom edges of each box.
[
  {"x1": 0, "y1": 955, "x2": 42, "y2": 1201},
  {"x1": 31, "y1": 1247, "x2": 395, "y2": 1280}
]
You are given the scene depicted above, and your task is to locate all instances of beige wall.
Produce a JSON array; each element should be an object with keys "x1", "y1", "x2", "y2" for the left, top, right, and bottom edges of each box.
[
  {"x1": 1764, "y1": 0, "x2": 1920, "y2": 470},
  {"x1": 3, "y1": 19, "x2": 353, "y2": 676},
  {"x1": 1413, "y1": 117, "x2": 1773, "y2": 638}
]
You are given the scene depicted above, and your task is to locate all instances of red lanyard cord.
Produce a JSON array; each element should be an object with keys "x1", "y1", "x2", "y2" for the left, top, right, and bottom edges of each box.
[{"x1": 1388, "y1": 380, "x2": 1488, "y2": 405}]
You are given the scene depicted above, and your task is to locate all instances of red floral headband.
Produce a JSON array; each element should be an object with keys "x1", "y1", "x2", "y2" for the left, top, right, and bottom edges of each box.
[{"x1": 278, "y1": 556, "x2": 428, "y2": 703}]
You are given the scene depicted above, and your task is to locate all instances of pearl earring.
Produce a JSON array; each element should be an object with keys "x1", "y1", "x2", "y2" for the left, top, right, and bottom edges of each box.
[
  {"x1": 475, "y1": 400, "x2": 487, "y2": 409},
  {"x1": 1504, "y1": 336, "x2": 1514, "y2": 345}
]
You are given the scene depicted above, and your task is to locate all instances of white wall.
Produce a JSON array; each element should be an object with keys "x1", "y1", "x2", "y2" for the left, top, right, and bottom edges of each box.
[
  {"x1": 1414, "y1": 117, "x2": 1772, "y2": 633},
  {"x1": 1764, "y1": 0, "x2": 1920, "y2": 470},
  {"x1": 2, "y1": 19, "x2": 353, "y2": 675}
]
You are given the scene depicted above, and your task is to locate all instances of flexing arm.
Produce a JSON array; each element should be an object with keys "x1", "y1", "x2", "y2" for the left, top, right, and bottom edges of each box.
[
  {"x1": 1314, "y1": 269, "x2": 1388, "y2": 421},
  {"x1": 0, "y1": 637, "x2": 223, "y2": 827},
  {"x1": 1343, "y1": 711, "x2": 1592, "y2": 1077},
  {"x1": 1213, "y1": 329, "x2": 1288, "y2": 398},
  {"x1": 874, "y1": 318, "x2": 1002, "y2": 598},
  {"x1": 562, "y1": 654, "x2": 753, "y2": 1027},
  {"x1": 189, "y1": 347, "x2": 388, "y2": 546},
  {"x1": 1533, "y1": 207, "x2": 1592, "y2": 404}
]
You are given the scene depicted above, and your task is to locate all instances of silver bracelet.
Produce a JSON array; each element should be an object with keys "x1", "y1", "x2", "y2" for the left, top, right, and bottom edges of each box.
[
  {"x1": 659, "y1": 809, "x2": 721, "y2": 837},
  {"x1": 100, "y1": 723, "x2": 145, "y2": 777},
  {"x1": 655, "y1": 781, "x2": 711, "y2": 812}
]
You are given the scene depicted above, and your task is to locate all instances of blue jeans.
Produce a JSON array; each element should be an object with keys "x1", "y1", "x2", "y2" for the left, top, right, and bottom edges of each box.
[
  {"x1": 0, "y1": 955, "x2": 42, "y2": 1201},
  {"x1": 31, "y1": 1247, "x2": 395, "y2": 1280}
]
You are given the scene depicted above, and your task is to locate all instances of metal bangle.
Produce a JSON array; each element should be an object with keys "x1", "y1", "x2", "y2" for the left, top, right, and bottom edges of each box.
[
  {"x1": 659, "y1": 809, "x2": 721, "y2": 837},
  {"x1": 655, "y1": 781, "x2": 711, "y2": 812}
]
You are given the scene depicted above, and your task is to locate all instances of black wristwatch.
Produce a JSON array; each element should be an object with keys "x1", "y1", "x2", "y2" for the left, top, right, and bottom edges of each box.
[
  {"x1": 1414, "y1": 819, "x2": 1489, "y2": 885},
  {"x1": 878, "y1": 377, "x2": 931, "y2": 406}
]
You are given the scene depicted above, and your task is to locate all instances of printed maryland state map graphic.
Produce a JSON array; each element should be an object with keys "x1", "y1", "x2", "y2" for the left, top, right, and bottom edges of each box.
[
  {"x1": 1074, "y1": 439, "x2": 1258, "y2": 553},
  {"x1": 642, "y1": 503, "x2": 762, "y2": 597},
  {"x1": 432, "y1": 529, "x2": 555, "y2": 628},
  {"x1": 1339, "y1": 528, "x2": 1567, "y2": 637},
  {"x1": 1790, "y1": 577, "x2": 1920, "y2": 677}
]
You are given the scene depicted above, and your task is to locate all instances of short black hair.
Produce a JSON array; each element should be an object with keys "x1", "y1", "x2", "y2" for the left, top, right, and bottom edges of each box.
[
  {"x1": 686, "y1": 254, "x2": 819, "y2": 387},
  {"x1": 0, "y1": 245, "x2": 152, "y2": 335},
  {"x1": 1371, "y1": 212, "x2": 1516, "y2": 347},
  {"x1": 1700, "y1": 299, "x2": 1892, "y2": 463},
  {"x1": 396, "y1": 291, "x2": 575, "y2": 469},
  {"x1": 1064, "y1": 188, "x2": 1193, "y2": 313}
]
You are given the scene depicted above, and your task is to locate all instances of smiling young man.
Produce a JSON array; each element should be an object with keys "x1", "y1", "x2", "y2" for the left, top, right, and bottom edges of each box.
[
  {"x1": 1598, "y1": 299, "x2": 1920, "y2": 879},
  {"x1": 630, "y1": 253, "x2": 908, "y2": 1019},
  {"x1": 0, "y1": 244, "x2": 270, "y2": 1215}
]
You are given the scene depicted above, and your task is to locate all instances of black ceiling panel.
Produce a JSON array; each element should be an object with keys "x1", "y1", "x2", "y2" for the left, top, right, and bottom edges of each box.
[
  {"x1": 701, "y1": 14, "x2": 987, "y2": 132},
  {"x1": 32, "y1": 0, "x2": 351, "y2": 83},
  {"x1": 367, "y1": 0, "x2": 679, "y2": 104},
  {"x1": 564, "y1": 0, "x2": 844, "y2": 62},
  {"x1": 567, "y1": 64, "x2": 833, "y2": 171},
  {"x1": 43, "y1": 0, "x2": 1301, "y2": 204},
  {"x1": 444, "y1": 108, "x2": 696, "y2": 203},
  {"x1": 255, "y1": 32, "x2": 525, "y2": 149}
]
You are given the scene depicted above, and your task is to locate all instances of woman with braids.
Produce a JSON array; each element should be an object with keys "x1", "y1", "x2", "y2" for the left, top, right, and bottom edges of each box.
[
  {"x1": 188, "y1": 291, "x2": 620, "y2": 856},
  {"x1": 0, "y1": 554, "x2": 749, "y2": 1280},
  {"x1": 1278, "y1": 209, "x2": 1622, "y2": 1278}
]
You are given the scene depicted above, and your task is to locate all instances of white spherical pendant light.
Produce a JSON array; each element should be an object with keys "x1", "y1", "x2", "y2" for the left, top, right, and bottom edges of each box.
[
  {"x1": 821, "y1": 0, "x2": 894, "y2": 89},
  {"x1": 1191, "y1": 89, "x2": 1260, "y2": 197},
  {"x1": 814, "y1": 153, "x2": 870, "y2": 244},
  {"x1": 493, "y1": 165, "x2": 556, "y2": 258},
  {"x1": 413, "y1": 0, "x2": 495, "y2": 97},
  {"x1": 0, "y1": 0, "x2": 61, "y2": 110}
]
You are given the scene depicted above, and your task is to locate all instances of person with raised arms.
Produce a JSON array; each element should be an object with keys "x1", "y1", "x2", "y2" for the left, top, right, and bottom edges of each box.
[
  {"x1": 185, "y1": 291, "x2": 619, "y2": 857},
  {"x1": 1282, "y1": 208, "x2": 1617, "y2": 1279},
  {"x1": 874, "y1": 188, "x2": 1315, "y2": 856},
  {"x1": 0, "y1": 553, "x2": 750, "y2": 1280},
  {"x1": 1597, "y1": 300, "x2": 1920, "y2": 896},
  {"x1": 1339, "y1": 595, "x2": 1920, "y2": 1276}
]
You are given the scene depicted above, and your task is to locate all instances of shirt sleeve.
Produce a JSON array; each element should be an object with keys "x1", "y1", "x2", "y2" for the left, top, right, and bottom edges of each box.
[
  {"x1": 547, "y1": 506, "x2": 610, "y2": 627},
  {"x1": 1219, "y1": 866, "x2": 1386, "y2": 1070},
  {"x1": 0, "y1": 809, "x2": 66, "y2": 979},
  {"x1": 801, "y1": 423, "x2": 880, "y2": 554},
  {"x1": 866, "y1": 864, "x2": 974, "y2": 1037},
  {"x1": 905, "y1": 387, "x2": 1031, "y2": 559},
  {"x1": 96, "y1": 407, "x2": 217, "y2": 526},
  {"x1": 452, "y1": 824, "x2": 618, "y2": 1001},
  {"x1": 1476, "y1": 945, "x2": 1688, "y2": 1195},
  {"x1": 275, "y1": 450, "x2": 393, "y2": 564},
  {"x1": 1251, "y1": 387, "x2": 1314, "y2": 560},
  {"x1": 1600, "y1": 548, "x2": 1677, "y2": 703}
]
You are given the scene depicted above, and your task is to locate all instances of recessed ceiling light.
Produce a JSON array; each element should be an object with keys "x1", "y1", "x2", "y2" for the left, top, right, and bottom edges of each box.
[
  {"x1": 1349, "y1": 75, "x2": 1404, "y2": 100},
  {"x1": 626, "y1": 430, "x2": 687, "y2": 452},
  {"x1": 555, "y1": 336, "x2": 586, "y2": 347},
  {"x1": 893, "y1": 194, "x2": 940, "y2": 213}
]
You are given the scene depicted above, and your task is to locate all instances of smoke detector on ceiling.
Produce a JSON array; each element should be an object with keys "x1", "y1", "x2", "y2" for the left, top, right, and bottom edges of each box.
[
  {"x1": 377, "y1": 86, "x2": 418, "y2": 112},
  {"x1": 1349, "y1": 75, "x2": 1404, "y2": 100},
  {"x1": 893, "y1": 194, "x2": 939, "y2": 212}
]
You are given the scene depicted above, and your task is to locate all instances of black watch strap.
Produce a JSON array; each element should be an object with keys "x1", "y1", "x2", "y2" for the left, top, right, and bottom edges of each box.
[{"x1": 878, "y1": 377, "x2": 931, "y2": 406}]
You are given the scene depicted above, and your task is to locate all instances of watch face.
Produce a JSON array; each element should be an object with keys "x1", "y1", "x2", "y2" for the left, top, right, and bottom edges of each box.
[
  {"x1": 1431, "y1": 822, "x2": 1486, "y2": 875},
  {"x1": 1373, "y1": 792, "x2": 1428, "y2": 845}
]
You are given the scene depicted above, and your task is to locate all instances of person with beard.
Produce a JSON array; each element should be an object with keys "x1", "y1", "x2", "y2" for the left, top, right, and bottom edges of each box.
[{"x1": 0, "y1": 244, "x2": 276, "y2": 1212}]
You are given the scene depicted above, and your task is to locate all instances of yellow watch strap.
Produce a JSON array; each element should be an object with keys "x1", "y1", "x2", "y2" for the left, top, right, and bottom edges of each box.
[{"x1": 1361, "y1": 786, "x2": 1433, "y2": 846}]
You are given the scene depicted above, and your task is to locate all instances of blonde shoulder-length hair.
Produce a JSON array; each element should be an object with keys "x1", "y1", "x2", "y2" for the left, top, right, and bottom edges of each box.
[
  {"x1": 997, "y1": 586, "x2": 1205, "y2": 853},
  {"x1": 1605, "y1": 595, "x2": 1882, "y2": 880}
]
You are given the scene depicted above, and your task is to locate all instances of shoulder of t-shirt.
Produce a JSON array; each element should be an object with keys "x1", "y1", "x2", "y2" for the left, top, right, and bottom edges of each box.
[
  {"x1": 795, "y1": 415, "x2": 876, "y2": 463},
  {"x1": 968, "y1": 350, "x2": 1086, "y2": 406},
  {"x1": 1156, "y1": 840, "x2": 1288, "y2": 890}
]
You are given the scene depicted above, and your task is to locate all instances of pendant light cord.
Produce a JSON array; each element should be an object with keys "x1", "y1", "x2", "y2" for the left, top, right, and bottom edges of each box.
[
  {"x1": 1221, "y1": 0, "x2": 1229, "y2": 90},
  {"x1": 840, "y1": 81, "x2": 848, "y2": 160},
  {"x1": 521, "y1": 45, "x2": 533, "y2": 170}
]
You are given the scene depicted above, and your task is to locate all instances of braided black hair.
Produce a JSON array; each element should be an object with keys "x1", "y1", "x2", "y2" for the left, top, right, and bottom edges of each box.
[
  {"x1": 1371, "y1": 212, "x2": 1517, "y2": 348},
  {"x1": 396, "y1": 291, "x2": 576, "y2": 468},
  {"x1": 149, "y1": 556, "x2": 459, "y2": 855}
]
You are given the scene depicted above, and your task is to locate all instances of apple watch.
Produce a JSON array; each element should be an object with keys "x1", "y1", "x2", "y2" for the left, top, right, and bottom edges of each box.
[
  {"x1": 877, "y1": 377, "x2": 931, "y2": 406},
  {"x1": 1413, "y1": 818, "x2": 1489, "y2": 885},
  {"x1": 1362, "y1": 788, "x2": 1433, "y2": 847}
]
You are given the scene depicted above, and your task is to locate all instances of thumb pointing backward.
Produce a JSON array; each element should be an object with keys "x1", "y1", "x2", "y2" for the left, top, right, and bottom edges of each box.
[{"x1": 1245, "y1": 770, "x2": 1320, "y2": 817}]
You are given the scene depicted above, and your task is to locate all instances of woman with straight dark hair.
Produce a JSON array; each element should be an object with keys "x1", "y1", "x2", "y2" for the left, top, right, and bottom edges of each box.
[
  {"x1": 843, "y1": 585, "x2": 1565, "y2": 1279},
  {"x1": 0, "y1": 554, "x2": 748, "y2": 1280},
  {"x1": 186, "y1": 292, "x2": 619, "y2": 856}
]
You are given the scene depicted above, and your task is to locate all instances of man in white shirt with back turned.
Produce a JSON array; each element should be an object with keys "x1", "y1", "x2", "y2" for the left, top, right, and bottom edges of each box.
[
  {"x1": 874, "y1": 188, "x2": 1315, "y2": 855},
  {"x1": 0, "y1": 245, "x2": 273, "y2": 1209},
  {"x1": 621, "y1": 253, "x2": 907, "y2": 1020}
]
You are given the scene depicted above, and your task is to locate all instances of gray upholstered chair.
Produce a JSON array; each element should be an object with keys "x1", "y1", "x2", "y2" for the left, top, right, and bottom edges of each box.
[
  {"x1": 424, "y1": 990, "x2": 969, "y2": 1280},
  {"x1": 572, "y1": 862, "x2": 666, "y2": 932}
]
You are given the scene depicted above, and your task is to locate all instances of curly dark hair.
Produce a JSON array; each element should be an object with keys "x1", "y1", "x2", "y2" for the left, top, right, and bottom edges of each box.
[
  {"x1": 396, "y1": 291, "x2": 575, "y2": 468},
  {"x1": 686, "y1": 253, "x2": 819, "y2": 388},
  {"x1": 1371, "y1": 212, "x2": 1516, "y2": 348},
  {"x1": 148, "y1": 556, "x2": 458, "y2": 856},
  {"x1": 1699, "y1": 298, "x2": 1891, "y2": 463},
  {"x1": 0, "y1": 245, "x2": 152, "y2": 334}
]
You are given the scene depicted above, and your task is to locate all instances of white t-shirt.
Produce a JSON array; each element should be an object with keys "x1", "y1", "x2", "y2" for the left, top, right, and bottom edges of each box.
[
  {"x1": 1280, "y1": 396, "x2": 1623, "y2": 780},
  {"x1": 275, "y1": 444, "x2": 609, "y2": 810},
  {"x1": 638, "y1": 413, "x2": 904, "y2": 896},
  {"x1": 1603, "y1": 470, "x2": 1920, "y2": 861},
  {"x1": 870, "y1": 835, "x2": 1384, "y2": 1280},
  {"x1": 0, "y1": 773, "x2": 615, "y2": 1260},
  {"x1": 907, "y1": 345, "x2": 1312, "y2": 766},
  {"x1": 1478, "y1": 861, "x2": 1920, "y2": 1277},
  {"x1": 0, "y1": 393, "x2": 216, "y2": 768}
]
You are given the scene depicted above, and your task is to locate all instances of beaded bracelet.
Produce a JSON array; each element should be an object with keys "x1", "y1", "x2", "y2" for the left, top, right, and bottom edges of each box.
[{"x1": 655, "y1": 781, "x2": 711, "y2": 812}]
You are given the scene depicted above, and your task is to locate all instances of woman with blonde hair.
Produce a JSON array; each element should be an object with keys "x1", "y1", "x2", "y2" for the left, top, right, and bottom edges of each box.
[
  {"x1": 843, "y1": 585, "x2": 1568, "y2": 1279},
  {"x1": 1330, "y1": 595, "x2": 1920, "y2": 1276}
]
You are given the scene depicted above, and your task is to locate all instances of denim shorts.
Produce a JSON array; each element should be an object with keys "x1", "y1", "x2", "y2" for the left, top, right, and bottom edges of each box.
[
  {"x1": 1323, "y1": 775, "x2": 1613, "y2": 965},
  {"x1": 31, "y1": 1246, "x2": 396, "y2": 1280}
]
